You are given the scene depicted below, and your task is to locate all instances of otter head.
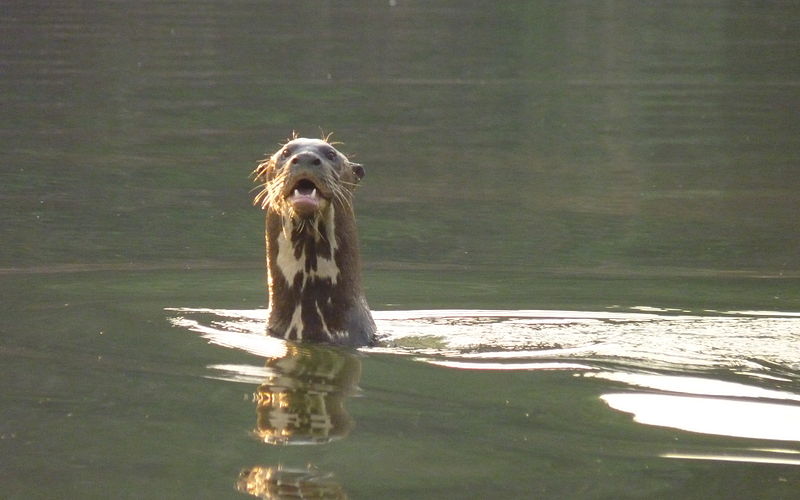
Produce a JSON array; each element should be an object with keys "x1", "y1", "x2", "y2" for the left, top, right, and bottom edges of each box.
[{"x1": 253, "y1": 137, "x2": 366, "y2": 218}]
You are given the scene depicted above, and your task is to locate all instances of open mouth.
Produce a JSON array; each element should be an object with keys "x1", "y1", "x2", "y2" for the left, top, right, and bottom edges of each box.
[
  {"x1": 290, "y1": 179, "x2": 319, "y2": 198},
  {"x1": 286, "y1": 178, "x2": 327, "y2": 215}
]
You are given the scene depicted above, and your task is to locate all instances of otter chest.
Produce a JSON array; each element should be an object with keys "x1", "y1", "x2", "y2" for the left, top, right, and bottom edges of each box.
[{"x1": 270, "y1": 212, "x2": 347, "y2": 342}]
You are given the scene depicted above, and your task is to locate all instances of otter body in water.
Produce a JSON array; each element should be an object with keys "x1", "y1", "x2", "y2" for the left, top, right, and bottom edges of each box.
[{"x1": 253, "y1": 137, "x2": 376, "y2": 346}]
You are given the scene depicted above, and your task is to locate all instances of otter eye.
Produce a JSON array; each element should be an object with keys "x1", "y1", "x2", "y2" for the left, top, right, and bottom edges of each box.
[{"x1": 324, "y1": 148, "x2": 337, "y2": 161}]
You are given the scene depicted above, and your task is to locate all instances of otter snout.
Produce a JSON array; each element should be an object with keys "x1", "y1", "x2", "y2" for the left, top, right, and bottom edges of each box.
[
  {"x1": 289, "y1": 151, "x2": 323, "y2": 167},
  {"x1": 282, "y1": 156, "x2": 335, "y2": 218}
]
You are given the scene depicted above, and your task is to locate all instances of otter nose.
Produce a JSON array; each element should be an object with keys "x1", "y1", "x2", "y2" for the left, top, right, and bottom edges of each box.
[{"x1": 290, "y1": 152, "x2": 322, "y2": 167}]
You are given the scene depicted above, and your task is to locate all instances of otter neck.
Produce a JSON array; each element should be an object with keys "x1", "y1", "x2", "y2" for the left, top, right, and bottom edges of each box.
[{"x1": 265, "y1": 204, "x2": 363, "y2": 343}]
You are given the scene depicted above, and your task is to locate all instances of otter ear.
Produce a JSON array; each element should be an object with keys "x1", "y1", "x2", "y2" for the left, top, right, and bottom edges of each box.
[{"x1": 351, "y1": 162, "x2": 365, "y2": 182}]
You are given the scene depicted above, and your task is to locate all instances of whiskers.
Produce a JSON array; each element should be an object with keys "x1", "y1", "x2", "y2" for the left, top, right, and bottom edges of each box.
[
  {"x1": 251, "y1": 182, "x2": 270, "y2": 209},
  {"x1": 292, "y1": 215, "x2": 326, "y2": 241},
  {"x1": 251, "y1": 161, "x2": 292, "y2": 211},
  {"x1": 252, "y1": 180, "x2": 285, "y2": 211},
  {"x1": 331, "y1": 180, "x2": 354, "y2": 212}
]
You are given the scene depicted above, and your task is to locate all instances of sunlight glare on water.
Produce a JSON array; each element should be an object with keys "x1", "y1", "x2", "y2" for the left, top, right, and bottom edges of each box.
[
  {"x1": 601, "y1": 393, "x2": 800, "y2": 442},
  {"x1": 169, "y1": 307, "x2": 800, "y2": 371}
]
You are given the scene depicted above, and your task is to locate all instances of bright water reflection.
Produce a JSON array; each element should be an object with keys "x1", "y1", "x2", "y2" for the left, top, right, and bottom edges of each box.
[
  {"x1": 171, "y1": 306, "x2": 800, "y2": 483},
  {"x1": 661, "y1": 451, "x2": 800, "y2": 467},
  {"x1": 171, "y1": 307, "x2": 800, "y2": 369},
  {"x1": 601, "y1": 393, "x2": 800, "y2": 442}
]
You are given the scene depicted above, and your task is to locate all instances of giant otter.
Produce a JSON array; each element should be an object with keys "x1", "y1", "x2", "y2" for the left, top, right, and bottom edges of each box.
[{"x1": 253, "y1": 136, "x2": 376, "y2": 346}]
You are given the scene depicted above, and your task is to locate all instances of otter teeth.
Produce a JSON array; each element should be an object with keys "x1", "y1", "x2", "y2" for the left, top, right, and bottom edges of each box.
[{"x1": 293, "y1": 188, "x2": 318, "y2": 198}]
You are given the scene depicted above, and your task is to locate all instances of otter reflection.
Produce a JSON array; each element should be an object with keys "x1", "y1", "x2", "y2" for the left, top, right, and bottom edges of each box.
[
  {"x1": 252, "y1": 342, "x2": 361, "y2": 444},
  {"x1": 238, "y1": 343, "x2": 360, "y2": 498},
  {"x1": 237, "y1": 465, "x2": 346, "y2": 500}
]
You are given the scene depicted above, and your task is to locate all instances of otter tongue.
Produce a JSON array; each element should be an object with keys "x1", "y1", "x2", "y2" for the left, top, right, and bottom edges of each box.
[{"x1": 289, "y1": 187, "x2": 320, "y2": 214}]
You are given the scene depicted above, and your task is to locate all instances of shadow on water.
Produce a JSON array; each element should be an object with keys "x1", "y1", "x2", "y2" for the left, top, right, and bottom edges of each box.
[{"x1": 169, "y1": 305, "x2": 800, "y2": 497}]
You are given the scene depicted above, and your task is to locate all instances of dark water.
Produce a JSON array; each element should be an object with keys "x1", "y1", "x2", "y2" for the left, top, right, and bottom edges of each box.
[{"x1": 2, "y1": 1, "x2": 800, "y2": 498}]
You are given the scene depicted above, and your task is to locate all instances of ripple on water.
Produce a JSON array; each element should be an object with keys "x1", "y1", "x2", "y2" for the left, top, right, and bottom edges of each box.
[
  {"x1": 168, "y1": 307, "x2": 800, "y2": 450},
  {"x1": 168, "y1": 307, "x2": 800, "y2": 370}
]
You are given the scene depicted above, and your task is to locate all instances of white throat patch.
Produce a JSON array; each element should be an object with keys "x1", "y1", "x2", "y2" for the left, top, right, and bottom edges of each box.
[{"x1": 275, "y1": 208, "x2": 339, "y2": 288}]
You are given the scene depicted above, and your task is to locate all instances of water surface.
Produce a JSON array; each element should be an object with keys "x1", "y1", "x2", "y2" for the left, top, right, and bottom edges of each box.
[{"x1": 2, "y1": 1, "x2": 800, "y2": 498}]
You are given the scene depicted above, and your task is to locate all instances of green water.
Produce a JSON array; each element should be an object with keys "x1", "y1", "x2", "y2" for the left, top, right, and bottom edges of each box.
[{"x1": 2, "y1": 1, "x2": 800, "y2": 498}]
